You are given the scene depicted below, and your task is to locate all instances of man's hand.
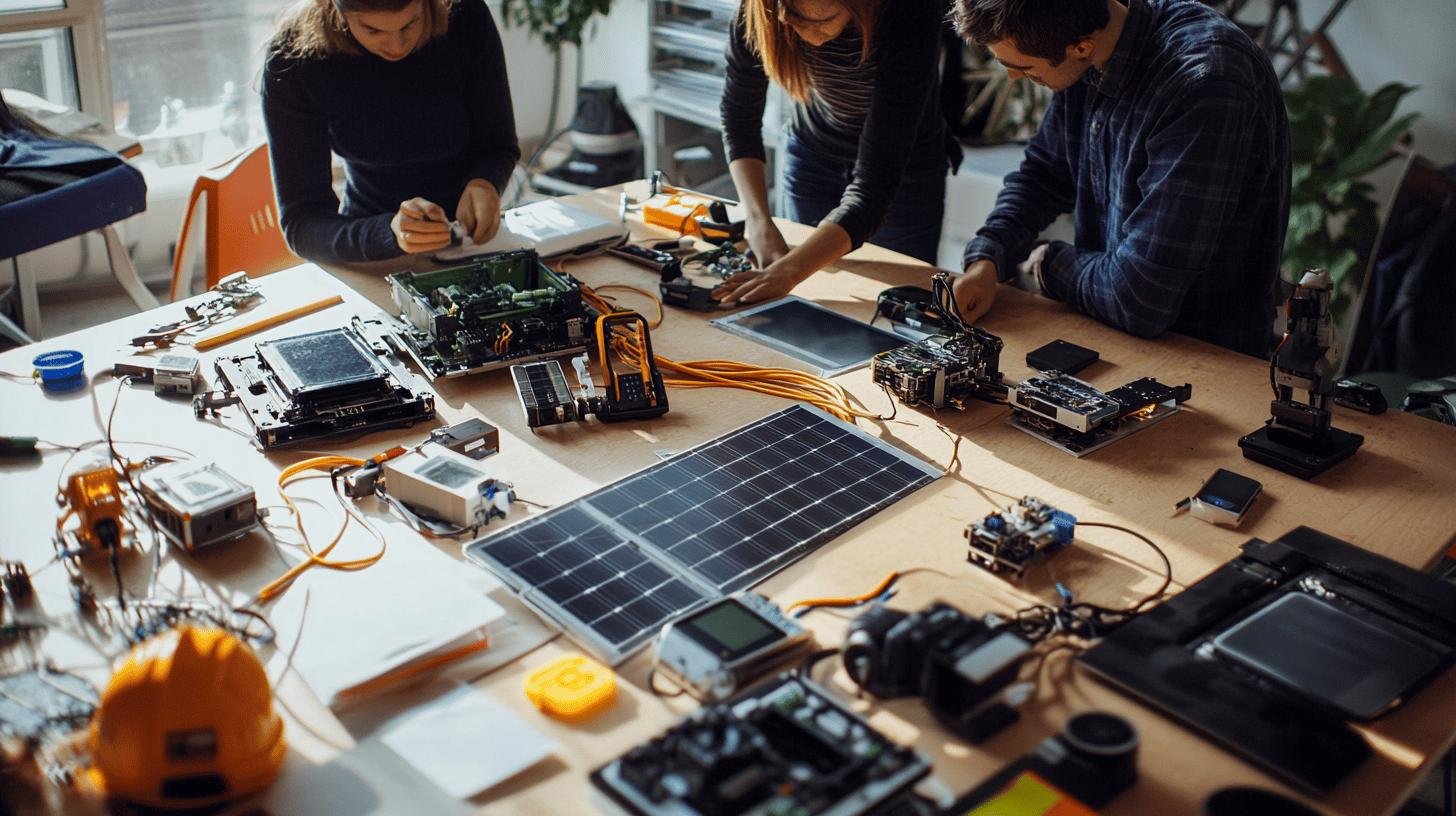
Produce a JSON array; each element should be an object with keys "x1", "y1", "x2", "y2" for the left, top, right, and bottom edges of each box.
[
  {"x1": 953, "y1": 260, "x2": 999, "y2": 323},
  {"x1": 713, "y1": 259, "x2": 811, "y2": 306},
  {"x1": 456, "y1": 179, "x2": 502, "y2": 244},
  {"x1": 391, "y1": 198, "x2": 452, "y2": 254},
  {"x1": 745, "y1": 216, "x2": 790, "y2": 267}
]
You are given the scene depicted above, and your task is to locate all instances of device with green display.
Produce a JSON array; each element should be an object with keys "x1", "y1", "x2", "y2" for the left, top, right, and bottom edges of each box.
[{"x1": 652, "y1": 592, "x2": 814, "y2": 701}]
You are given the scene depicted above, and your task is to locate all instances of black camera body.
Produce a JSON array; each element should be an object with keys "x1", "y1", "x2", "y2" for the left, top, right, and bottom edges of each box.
[{"x1": 844, "y1": 602, "x2": 1032, "y2": 743}]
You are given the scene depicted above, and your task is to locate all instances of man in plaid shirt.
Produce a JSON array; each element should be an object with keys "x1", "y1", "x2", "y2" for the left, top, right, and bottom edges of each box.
[{"x1": 951, "y1": 0, "x2": 1290, "y2": 357}]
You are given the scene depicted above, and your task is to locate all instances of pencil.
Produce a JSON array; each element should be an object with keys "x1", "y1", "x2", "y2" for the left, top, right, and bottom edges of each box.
[
  {"x1": 193, "y1": 294, "x2": 345, "y2": 351},
  {"x1": 335, "y1": 636, "x2": 492, "y2": 703}
]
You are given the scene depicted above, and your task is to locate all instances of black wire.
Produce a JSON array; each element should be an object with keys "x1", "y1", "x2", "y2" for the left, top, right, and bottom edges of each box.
[
  {"x1": 1076, "y1": 521, "x2": 1173, "y2": 614},
  {"x1": 797, "y1": 648, "x2": 841, "y2": 680}
]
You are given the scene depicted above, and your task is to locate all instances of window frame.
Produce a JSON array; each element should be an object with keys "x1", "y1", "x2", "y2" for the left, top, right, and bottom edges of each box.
[{"x1": 0, "y1": 0, "x2": 114, "y2": 127}]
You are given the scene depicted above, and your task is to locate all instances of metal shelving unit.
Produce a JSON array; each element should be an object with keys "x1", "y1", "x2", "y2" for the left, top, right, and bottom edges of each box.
[{"x1": 647, "y1": 0, "x2": 783, "y2": 199}]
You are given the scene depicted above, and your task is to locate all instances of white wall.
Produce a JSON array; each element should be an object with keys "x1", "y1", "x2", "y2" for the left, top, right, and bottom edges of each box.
[{"x1": 1301, "y1": 0, "x2": 1456, "y2": 166}]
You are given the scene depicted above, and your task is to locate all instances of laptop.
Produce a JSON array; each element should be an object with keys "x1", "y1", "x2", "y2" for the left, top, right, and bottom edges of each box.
[{"x1": 433, "y1": 198, "x2": 627, "y2": 262}]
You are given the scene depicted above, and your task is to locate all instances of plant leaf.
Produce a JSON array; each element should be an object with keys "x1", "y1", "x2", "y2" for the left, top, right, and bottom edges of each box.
[
  {"x1": 1333, "y1": 112, "x2": 1420, "y2": 180},
  {"x1": 1358, "y1": 82, "x2": 1419, "y2": 137}
]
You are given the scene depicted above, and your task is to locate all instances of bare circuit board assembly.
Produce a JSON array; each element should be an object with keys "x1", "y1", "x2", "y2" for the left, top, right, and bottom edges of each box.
[
  {"x1": 1008, "y1": 373, "x2": 1192, "y2": 456},
  {"x1": 387, "y1": 250, "x2": 596, "y2": 380},
  {"x1": 871, "y1": 327, "x2": 1006, "y2": 410}
]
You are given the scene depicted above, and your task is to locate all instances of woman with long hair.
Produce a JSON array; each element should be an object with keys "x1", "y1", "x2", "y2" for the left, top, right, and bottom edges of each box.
[
  {"x1": 261, "y1": 0, "x2": 519, "y2": 263},
  {"x1": 716, "y1": 0, "x2": 958, "y2": 304}
]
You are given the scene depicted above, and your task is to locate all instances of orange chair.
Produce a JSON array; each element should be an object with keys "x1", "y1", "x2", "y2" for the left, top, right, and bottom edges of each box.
[{"x1": 169, "y1": 143, "x2": 299, "y2": 302}]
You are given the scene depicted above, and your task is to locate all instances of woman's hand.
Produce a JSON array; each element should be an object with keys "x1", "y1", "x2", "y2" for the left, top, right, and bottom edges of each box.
[
  {"x1": 713, "y1": 258, "x2": 812, "y2": 306},
  {"x1": 456, "y1": 179, "x2": 502, "y2": 244},
  {"x1": 390, "y1": 198, "x2": 452, "y2": 254},
  {"x1": 745, "y1": 215, "x2": 790, "y2": 267}
]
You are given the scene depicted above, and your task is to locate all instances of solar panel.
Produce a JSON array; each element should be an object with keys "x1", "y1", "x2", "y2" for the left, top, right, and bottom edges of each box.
[{"x1": 464, "y1": 404, "x2": 940, "y2": 664}]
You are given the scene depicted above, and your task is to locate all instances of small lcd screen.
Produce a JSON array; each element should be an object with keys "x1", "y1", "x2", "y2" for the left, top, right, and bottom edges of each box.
[
  {"x1": 1198, "y1": 469, "x2": 1262, "y2": 512},
  {"x1": 418, "y1": 457, "x2": 483, "y2": 489},
  {"x1": 680, "y1": 600, "x2": 782, "y2": 659},
  {"x1": 715, "y1": 297, "x2": 906, "y2": 375}
]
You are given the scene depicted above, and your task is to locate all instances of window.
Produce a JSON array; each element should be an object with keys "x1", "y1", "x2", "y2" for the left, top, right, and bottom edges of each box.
[
  {"x1": 105, "y1": 0, "x2": 292, "y2": 170},
  {"x1": 0, "y1": 0, "x2": 109, "y2": 119}
]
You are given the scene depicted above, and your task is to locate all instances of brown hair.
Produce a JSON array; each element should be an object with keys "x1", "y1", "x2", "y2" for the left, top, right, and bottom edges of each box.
[
  {"x1": 271, "y1": 0, "x2": 454, "y2": 60},
  {"x1": 741, "y1": 0, "x2": 883, "y2": 101}
]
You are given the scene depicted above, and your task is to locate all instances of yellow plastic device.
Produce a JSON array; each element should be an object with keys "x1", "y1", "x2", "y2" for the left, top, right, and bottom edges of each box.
[
  {"x1": 84, "y1": 626, "x2": 286, "y2": 810},
  {"x1": 525, "y1": 653, "x2": 617, "y2": 721},
  {"x1": 64, "y1": 464, "x2": 126, "y2": 550}
]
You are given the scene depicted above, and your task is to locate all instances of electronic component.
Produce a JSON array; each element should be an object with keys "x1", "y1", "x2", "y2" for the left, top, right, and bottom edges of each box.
[
  {"x1": 642, "y1": 174, "x2": 746, "y2": 244},
  {"x1": 0, "y1": 436, "x2": 39, "y2": 457},
  {"x1": 466, "y1": 405, "x2": 940, "y2": 666},
  {"x1": 872, "y1": 328, "x2": 1006, "y2": 410},
  {"x1": 1080, "y1": 526, "x2": 1456, "y2": 793},
  {"x1": 2, "y1": 562, "x2": 33, "y2": 603},
  {"x1": 844, "y1": 602, "x2": 1032, "y2": 743},
  {"x1": 966, "y1": 497, "x2": 1077, "y2": 577},
  {"x1": 1333, "y1": 378, "x2": 1388, "y2": 414},
  {"x1": 193, "y1": 320, "x2": 436, "y2": 449},
  {"x1": 652, "y1": 593, "x2": 814, "y2": 702},
  {"x1": 525, "y1": 653, "x2": 617, "y2": 721},
  {"x1": 64, "y1": 463, "x2": 127, "y2": 551},
  {"x1": 606, "y1": 243, "x2": 681, "y2": 277},
  {"x1": 114, "y1": 353, "x2": 201, "y2": 396},
  {"x1": 386, "y1": 249, "x2": 595, "y2": 380},
  {"x1": 0, "y1": 667, "x2": 97, "y2": 741},
  {"x1": 1008, "y1": 373, "x2": 1193, "y2": 456},
  {"x1": 138, "y1": 461, "x2": 258, "y2": 551},
  {"x1": 130, "y1": 271, "x2": 265, "y2": 349},
  {"x1": 380, "y1": 444, "x2": 512, "y2": 529},
  {"x1": 1241, "y1": 270, "x2": 1364, "y2": 479},
  {"x1": 510, "y1": 311, "x2": 669, "y2": 428},
  {"x1": 427, "y1": 418, "x2": 499, "y2": 460},
  {"x1": 943, "y1": 711, "x2": 1139, "y2": 813},
  {"x1": 1026, "y1": 338, "x2": 1099, "y2": 376},
  {"x1": 590, "y1": 674, "x2": 930, "y2": 816},
  {"x1": 876, "y1": 285, "x2": 947, "y2": 334},
  {"x1": 1176, "y1": 468, "x2": 1262, "y2": 527}
]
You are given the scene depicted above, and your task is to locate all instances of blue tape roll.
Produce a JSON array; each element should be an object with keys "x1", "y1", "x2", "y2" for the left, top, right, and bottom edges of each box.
[{"x1": 32, "y1": 349, "x2": 85, "y2": 391}]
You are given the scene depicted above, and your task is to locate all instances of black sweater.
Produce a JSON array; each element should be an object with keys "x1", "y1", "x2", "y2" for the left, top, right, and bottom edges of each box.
[
  {"x1": 261, "y1": 0, "x2": 520, "y2": 263},
  {"x1": 720, "y1": 0, "x2": 950, "y2": 249}
]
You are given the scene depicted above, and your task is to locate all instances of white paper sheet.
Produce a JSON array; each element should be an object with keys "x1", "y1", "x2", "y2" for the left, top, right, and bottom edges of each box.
[
  {"x1": 379, "y1": 684, "x2": 557, "y2": 799},
  {"x1": 268, "y1": 541, "x2": 506, "y2": 707}
]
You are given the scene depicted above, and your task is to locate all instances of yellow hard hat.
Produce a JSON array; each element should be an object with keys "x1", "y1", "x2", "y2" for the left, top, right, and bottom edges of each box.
[{"x1": 85, "y1": 625, "x2": 286, "y2": 809}]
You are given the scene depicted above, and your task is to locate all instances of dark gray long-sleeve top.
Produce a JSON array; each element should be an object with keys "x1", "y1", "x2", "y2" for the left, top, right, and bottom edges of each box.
[
  {"x1": 720, "y1": 0, "x2": 951, "y2": 249},
  {"x1": 261, "y1": 0, "x2": 520, "y2": 263}
]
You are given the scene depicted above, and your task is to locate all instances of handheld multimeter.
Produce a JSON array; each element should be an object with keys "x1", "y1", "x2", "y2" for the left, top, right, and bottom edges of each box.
[{"x1": 653, "y1": 593, "x2": 814, "y2": 702}]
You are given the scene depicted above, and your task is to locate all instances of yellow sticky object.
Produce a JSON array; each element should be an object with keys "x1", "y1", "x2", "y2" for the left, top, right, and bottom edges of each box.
[
  {"x1": 525, "y1": 654, "x2": 617, "y2": 721},
  {"x1": 84, "y1": 626, "x2": 286, "y2": 810},
  {"x1": 965, "y1": 771, "x2": 1097, "y2": 816}
]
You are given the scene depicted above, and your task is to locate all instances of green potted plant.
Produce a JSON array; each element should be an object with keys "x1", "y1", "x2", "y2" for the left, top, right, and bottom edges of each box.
[
  {"x1": 499, "y1": 0, "x2": 614, "y2": 138},
  {"x1": 1282, "y1": 76, "x2": 1418, "y2": 322}
]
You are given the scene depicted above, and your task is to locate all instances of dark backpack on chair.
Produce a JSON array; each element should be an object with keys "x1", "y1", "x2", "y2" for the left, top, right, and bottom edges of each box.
[{"x1": 0, "y1": 93, "x2": 129, "y2": 204}]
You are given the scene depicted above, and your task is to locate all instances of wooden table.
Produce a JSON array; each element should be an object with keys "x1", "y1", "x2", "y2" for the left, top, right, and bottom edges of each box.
[{"x1": 3, "y1": 183, "x2": 1456, "y2": 816}]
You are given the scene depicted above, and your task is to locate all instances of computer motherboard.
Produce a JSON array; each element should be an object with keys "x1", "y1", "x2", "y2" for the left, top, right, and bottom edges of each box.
[{"x1": 387, "y1": 250, "x2": 596, "y2": 379}]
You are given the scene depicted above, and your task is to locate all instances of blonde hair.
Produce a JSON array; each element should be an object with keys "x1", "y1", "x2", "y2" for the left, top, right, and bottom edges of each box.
[
  {"x1": 271, "y1": 0, "x2": 454, "y2": 60},
  {"x1": 741, "y1": 0, "x2": 883, "y2": 101}
]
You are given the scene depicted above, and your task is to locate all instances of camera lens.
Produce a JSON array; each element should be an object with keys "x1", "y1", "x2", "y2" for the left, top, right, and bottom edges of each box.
[{"x1": 1062, "y1": 711, "x2": 1138, "y2": 758}]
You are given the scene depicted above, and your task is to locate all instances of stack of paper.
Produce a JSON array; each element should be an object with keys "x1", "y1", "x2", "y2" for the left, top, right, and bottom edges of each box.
[{"x1": 269, "y1": 542, "x2": 506, "y2": 708}]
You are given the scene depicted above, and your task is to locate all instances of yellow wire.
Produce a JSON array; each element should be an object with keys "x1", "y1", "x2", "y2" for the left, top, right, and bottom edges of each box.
[
  {"x1": 786, "y1": 571, "x2": 901, "y2": 613},
  {"x1": 254, "y1": 448, "x2": 401, "y2": 603}
]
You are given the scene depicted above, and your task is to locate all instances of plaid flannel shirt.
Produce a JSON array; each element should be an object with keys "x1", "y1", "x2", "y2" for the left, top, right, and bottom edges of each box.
[{"x1": 965, "y1": 0, "x2": 1290, "y2": 357}]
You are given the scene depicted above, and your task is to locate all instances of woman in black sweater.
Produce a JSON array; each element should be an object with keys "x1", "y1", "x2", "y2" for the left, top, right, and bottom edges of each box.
[
  {"x1": 262, "y1": 0, "x2": 520, "y2": 263},
  {"x1": 716, "y1": 0, "x2": 957, "y2": 304}
]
